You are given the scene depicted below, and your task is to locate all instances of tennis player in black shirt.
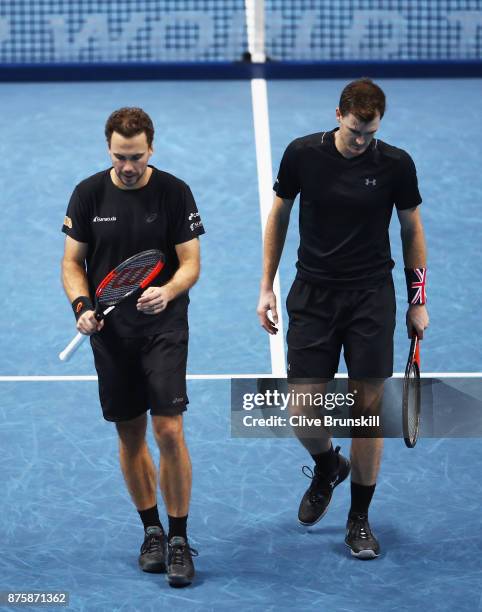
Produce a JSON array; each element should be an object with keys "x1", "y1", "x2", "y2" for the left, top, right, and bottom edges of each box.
[
  {"x1": 61, "y1": 108, "x2": 204, "y2": 585},
  {"x1": 257, "y1": 79, "x2": 429, "y2": 558}
]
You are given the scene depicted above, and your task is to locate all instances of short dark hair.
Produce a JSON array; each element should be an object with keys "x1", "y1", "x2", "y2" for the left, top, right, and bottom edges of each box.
[
  {"x1": 105, "y1": 107, "x2": 154, "y2": 147},
  {"x1": 339, "y1": 78, "x2": 386, "y2": 121}
]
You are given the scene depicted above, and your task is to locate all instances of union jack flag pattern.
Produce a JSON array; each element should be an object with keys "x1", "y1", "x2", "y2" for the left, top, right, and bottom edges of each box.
[{"x1": 405, "y1": 268, "x2": 427, "y2": 305}]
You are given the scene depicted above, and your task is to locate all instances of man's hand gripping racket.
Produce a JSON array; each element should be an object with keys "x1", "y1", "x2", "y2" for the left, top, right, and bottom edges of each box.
[{"x1": 59, "y1": 249, "x2": 165, "y2": 361}]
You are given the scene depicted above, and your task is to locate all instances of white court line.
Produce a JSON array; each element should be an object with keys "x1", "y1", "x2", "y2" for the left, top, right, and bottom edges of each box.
[
  {"x1": 0, "y1": 373, "x2": 480, "y2": 382},
  {"x1": 0, "y1": 374, "x2": 270, "y2": 382},
  {"x1": 0, "y1": 374, "x2": 269, "y2": 382},
  {"x1": 245, "y1": 0, "x2": 286, "y2": 378},
  {"x1": 250, "y1": 79, "x2": 287, "y2": 378}
]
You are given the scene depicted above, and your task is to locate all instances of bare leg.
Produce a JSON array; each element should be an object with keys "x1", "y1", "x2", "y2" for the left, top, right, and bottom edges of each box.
[
  {"x1": 151, "y1": 414, "x2": 191, "y2": 517},
  {"x1": 349, "y1": 379, "x2": 385, "y2": 485},
  {"x1": 288, "y1": 382, "x2": 332, "y2": 454},
  {"x1": 116, "y1": 412, "x2": 157, "y2": 510}
]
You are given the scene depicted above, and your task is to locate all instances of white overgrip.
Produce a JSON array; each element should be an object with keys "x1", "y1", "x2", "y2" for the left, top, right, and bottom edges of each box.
[
  {"x1": 58, "y1": 306, "x2": 115, "y2": 362},
  {"x1": 58, "y1": 332, "x2": 86, "y2": 361}
]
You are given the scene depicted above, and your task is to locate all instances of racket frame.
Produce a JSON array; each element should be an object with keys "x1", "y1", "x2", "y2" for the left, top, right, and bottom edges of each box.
[
  {"x1": 402, "y1": 335, "x2": 421, "y2": 448},
  {"x1": 59, "y1": 250, "x2": 164, "y2": 362}
]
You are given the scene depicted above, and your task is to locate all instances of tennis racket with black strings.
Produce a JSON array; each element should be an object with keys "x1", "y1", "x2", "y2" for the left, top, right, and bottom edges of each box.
[
  {"x1": 59, "y1": 249, "x2": 165, "y2": 361},
  {"x1": 402, "y1": 334, "x2": 421, "y2": 448}
]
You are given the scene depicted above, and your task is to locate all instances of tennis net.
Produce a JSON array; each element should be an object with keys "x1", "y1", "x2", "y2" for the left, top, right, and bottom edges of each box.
[{"x1": 0, "y1": 0, "x2": 480, "y2": 64}]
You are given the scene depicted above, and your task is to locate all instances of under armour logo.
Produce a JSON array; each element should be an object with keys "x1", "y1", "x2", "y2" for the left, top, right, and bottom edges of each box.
[{"x1": 365, "y1": 178, "x2": 377, "y2": 186}]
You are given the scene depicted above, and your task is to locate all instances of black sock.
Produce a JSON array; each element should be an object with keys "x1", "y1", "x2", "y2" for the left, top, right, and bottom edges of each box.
[
  {"x1": 349, "y1": 482, "x2": 376, "y2": 516},
  {"x1": 168, "y1": 515, "x2": 188, "y2": 541},
  {"x1": 311, "y1": 444, "x2": 338, "y2": 474},
  {"x1": 138, "y1": 505, "x2": 162, "y2": 531}
]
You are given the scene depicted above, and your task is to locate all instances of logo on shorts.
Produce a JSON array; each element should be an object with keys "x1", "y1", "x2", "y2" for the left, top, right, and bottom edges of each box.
[
  {"x1": 172, "y1": 397, "x2": 184, "y2": 404},
  {"x1": 63, "y1": 215, "x2": 72, "y2": 228},
  {"x1": 93, "y1": 216, "x2": 117, "y2": 222},
  {"x1": 145, "y1": 213, "x2": 158, "y2": 223},
  {"x1": 365, "y1": 178, "x2": 377, "y2": 186}
]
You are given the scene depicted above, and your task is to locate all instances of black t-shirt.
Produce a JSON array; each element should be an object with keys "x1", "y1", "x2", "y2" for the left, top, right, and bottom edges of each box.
[
  {"x1": 274, "y1": 129, "x2": 422, "y2": 288},
  {"x1": 62, "y1": 166, "x2": 205, "y2": 337}
]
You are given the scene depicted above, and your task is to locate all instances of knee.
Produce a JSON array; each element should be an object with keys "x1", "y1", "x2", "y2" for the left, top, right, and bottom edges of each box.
[
  {"x1": 288, "y1": 384, "x2": 328, "y2": 418},
  {"x1": 288, "y1": 400, "x2": 321, "y2": 419},
  {"x1": 116, "y1": 414, "x2": 147, "y2": 454},
  {"x1": 350, "y1": 381, "x2": 384, "y2": 416},
  {"x1": 152, "y1": 416, "x2": 184, "y2": 453}
]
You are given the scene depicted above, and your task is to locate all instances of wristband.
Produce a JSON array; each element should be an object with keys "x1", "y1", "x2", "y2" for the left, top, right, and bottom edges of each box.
[
  {"x1": 72, "y1": 296, "x2": 94, "y2": 321},
  {"x1": 404, "y1": 268, "x2": 427, "y2": 305}
]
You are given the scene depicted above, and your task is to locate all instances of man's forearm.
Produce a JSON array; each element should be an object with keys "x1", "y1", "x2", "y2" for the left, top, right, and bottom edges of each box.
[
  {"x1": 164, "y1": 262, "x2": 200, "y2": 300},
  {"x1": 261, "y1": 207, "x2": 290, "y2": 289},
  {"x1": 62, "y1": 258, "x2": 90, "y2": 302},
  {"x1": 401, "y1": 225, "x2": 427, "y2": 268}
]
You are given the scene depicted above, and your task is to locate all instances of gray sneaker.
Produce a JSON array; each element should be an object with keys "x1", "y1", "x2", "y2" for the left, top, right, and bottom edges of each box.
[
  {"x1": 345, "y1": 513, "x2": 380, "y2": 559},
  {"x1": 167, "y1": 536, "x2": 198, "y2": 587},
  {"x1": 138, "y1": 526, "x2": 167, "y2": 573}
]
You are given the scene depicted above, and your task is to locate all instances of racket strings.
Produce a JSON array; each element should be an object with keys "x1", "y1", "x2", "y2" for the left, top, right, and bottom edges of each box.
[
  {"x1": 97, "y1": 251, "x2": 162, "y2": 306},
  {"x1": 407, "y1": 366, "x2": 420, "y2": 441}
]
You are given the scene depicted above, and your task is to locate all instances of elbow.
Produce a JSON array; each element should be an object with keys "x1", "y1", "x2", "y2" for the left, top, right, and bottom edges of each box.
[
  {"x1": 182, "y1": 259, "x2": 200, "y2": 287},
  {"x1": 192, "y1": 262, "x2": 201, "y2": 285},
  {"x1": 61, "y1": 255, "x2": 69, "y2": 283},
  {"x1": 61, "y1": 256, "x2": 84, "y2": 286},
  {"x1": 61, "y1": 254, "x2": 74, "y2": 276},
  {"x1": 400, "y1": 226, "x2": 418, "y2": 243},
  {"x1": 271, "y1": 205, "x2": 289, "y2": 225}
]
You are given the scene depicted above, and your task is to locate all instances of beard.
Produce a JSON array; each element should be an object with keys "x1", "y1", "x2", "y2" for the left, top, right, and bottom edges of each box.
[{"x1": 115, "y1": 166, "x2": 147, "y2": 187}]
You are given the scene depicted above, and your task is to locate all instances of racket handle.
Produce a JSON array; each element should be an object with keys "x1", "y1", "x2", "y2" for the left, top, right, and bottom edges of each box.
[
  {"x1": 58, "y1": 331, "x2": 87, "y2": 362},
  {"x1": 58, "y1": 306, "x2": 114, "y2": 362}
]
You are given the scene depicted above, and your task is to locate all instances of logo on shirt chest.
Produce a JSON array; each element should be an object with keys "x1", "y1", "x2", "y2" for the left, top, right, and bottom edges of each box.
[
  {"x1": 93, "y1": 215, "x2": 117, "y2": 222},
  {"x1": 365, "y1": 178, "x2": 377, "y2": 187}
]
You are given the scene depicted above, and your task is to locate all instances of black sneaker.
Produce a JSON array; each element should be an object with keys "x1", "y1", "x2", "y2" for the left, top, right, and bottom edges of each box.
[
  {"x1": 138, "y1": 526, "x2": 167, "y2": 573},
  {"x1": 298, "y1": 446, "x2": 351, "y2": 526},
  {"x1": 345, "y1": 513, "x2": 380, "y2": 559},
  {"x1": 167, "y1": 536, "x2": 198, "y2": 587}
]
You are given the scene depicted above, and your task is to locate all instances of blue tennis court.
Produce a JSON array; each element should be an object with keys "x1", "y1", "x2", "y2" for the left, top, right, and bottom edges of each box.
[
  {"x1": 1, "y1": 76, "x2": 481, "y2": 611},
  {"x1": 1, "y1": 1, "x2": 481, "y2": 610}
]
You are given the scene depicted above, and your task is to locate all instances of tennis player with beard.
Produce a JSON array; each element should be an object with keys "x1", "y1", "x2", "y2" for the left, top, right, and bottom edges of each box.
[{"x1": 62, "y1": 107, "x2": 204, "y2": 586}]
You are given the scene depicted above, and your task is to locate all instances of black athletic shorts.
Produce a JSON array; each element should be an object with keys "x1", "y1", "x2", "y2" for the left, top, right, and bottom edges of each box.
[
  {"x1": 90, "y1": 328, "x2": 189, "y2": 422},
  {"x1": 286, "y1": 277, "x2": 396, "y2": 380}
]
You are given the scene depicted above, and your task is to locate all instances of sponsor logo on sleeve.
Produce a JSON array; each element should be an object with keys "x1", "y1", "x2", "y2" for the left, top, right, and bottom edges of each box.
[
  {"x1": 188, "y1": 212, "x2": 200, "y2": 221},
  {"x1": 190, "y1": 220, "x2": 203, "y2": 231},
  {"x1": 63, "y1": 215, "x2": 72, "y2": 229}
]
